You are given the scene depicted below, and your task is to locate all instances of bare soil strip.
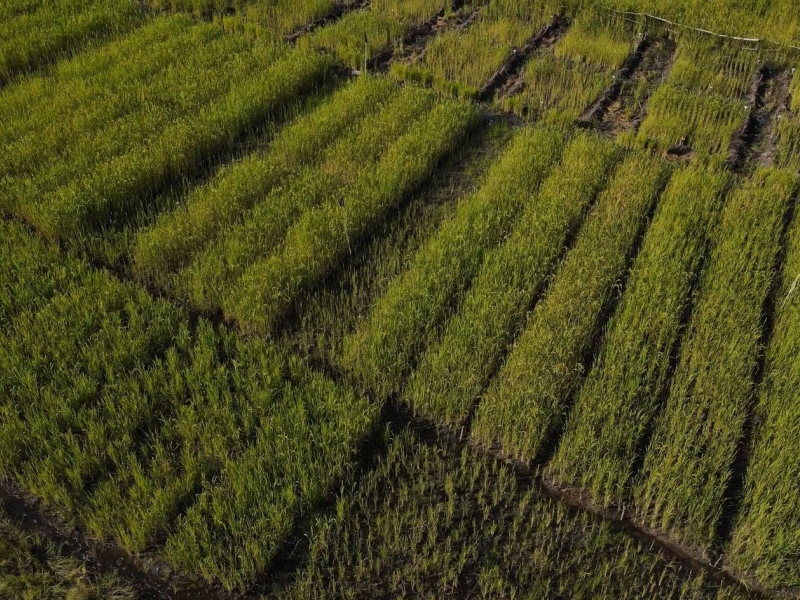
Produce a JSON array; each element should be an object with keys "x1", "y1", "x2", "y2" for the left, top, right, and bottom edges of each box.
[
  {"x1": 729, "y1": 67, "x2": 792, "y2": 171},
  {"x1": 577, "y1": 34, "x2": 652, "y2": 127},
  {"x1": 478, "y1": 15, "x2": 570, "y2": 102},
  {"x1": 585, "y1": 35, "x2": 677, "y2": 138}
]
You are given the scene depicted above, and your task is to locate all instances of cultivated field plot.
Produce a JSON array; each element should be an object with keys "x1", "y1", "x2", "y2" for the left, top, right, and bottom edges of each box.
[{"x1": 2, "y1": 1, "x2": 800, "y2": 598}]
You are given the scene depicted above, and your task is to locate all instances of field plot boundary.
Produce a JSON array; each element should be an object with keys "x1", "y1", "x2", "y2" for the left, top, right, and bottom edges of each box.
[{"x1": 285, "y1": 0, "x2": 370, "y2": 43}]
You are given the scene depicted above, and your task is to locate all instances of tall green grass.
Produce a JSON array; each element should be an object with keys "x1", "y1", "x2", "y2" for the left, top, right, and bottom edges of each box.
[
  {"x1": 342, "y1": 125, "x2": 565, "y2": 400},
  {"x1": 225, "y1": 97, "x2": 479, "y2": 335},
  {"x1": 177, "y1": 84, "x2": 438, "y2": 312},
  {"x1": 635, "y1": 168, "x2": 798, "y2": 550},
  {"x1": 0, "y1": 0, "x2": 144, "y2": 85},
  {"x1": 407, "y1": 132, "x2": 620, "y2": 427},
  {"x1": 290, "y1": 430, "x2": 747, "y2": 599},
  {"x1": 502, "y1": 10, "x2": 638, "y2": 122},
  {"x1": 728, "y1": 200, "x2": 800, "y2": 590},
  {"x1": 550, "y1": 165, "x2": 729, "y2": 507},
  {"x1": 35, "y1": 47, "x2": 333, "y2": 241},
  {"x1": 133, "y1": 75, "x2": 396, "y2": 289},
  {"x1": 472, "y1": 154, "x2": 669, "y2": 463},
  {"x1": 164, "y1": 365, "x2": 376, "y2": 591},
  {"x1": 636, "y1": 37, "x2": 758, "y2": 159}
]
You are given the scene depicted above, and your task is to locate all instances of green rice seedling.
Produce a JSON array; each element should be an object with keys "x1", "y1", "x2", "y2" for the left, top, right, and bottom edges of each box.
[
  {"x1": 372, "y1": 0, "x2": 447, "y2": 21},
  {"x1": 341, "y1": 125, "x2": 565, "y2": 400},
  {"x1": 635, "y1": 168, "x2": 798, "y2": 551},
  {"x1": 290, "y1": 429, "x2": 743, "y2": 599},
  {"x1": 407, "y1": 132, "x2": 620, "y2": 427},
  {"x1": 1, "y1": 19, "x2": 240, "y2": 183},
  {"x1": 178, "y1": 84, "x2": 437, "y2": 312},
  {"x1": 0, "y1": 0, "x2": 144, "y2": 85},
  {"x1": 502, "y1": 11, "x2": 638, "y2": 123},
  {"x1": 224, "y1": 97, "x2": 479, "y2": 336},
  {"x1": 133, "y1": 75, "x2": 394, "y2": 288},
  {"x1": 728, "y1": 201, "x2": 800, "y2": 590},
  {"x1": 636, "y1": 37, "x2": 759, "y2": 159},
  {"x1": 472, "y1": 154, "x2": 669, "y2": 463},
  {"x1": 550, "y1": 165, "x2": 729, "y2": 508},
  {"x1": 164, "y1": 367, "x2": 376, "y2": 591},
  {"x1": 298, "y1": 8, "x2": 406, "y2": 70},
  {"x1": 0, "y1": 507, "x2": 136, "y2": 600},
  {"x1": 35, "y1": 47, "x2": 335, "y2": 240},
  {"x1": 2, "y1": 26, "x2": 263, "y2": 220},
  {"x1": 774, "y1": 68, "x2": 800, "y2": 171},
  {"x1": 0, "y1": 221, "x2": 89, "y2": 327},
  {"x1": 0, "y1": 15, "x2": 197, "y2": 157},
  {"x1": 0, "y1": 271, "x2": 182, "y2": 483}
]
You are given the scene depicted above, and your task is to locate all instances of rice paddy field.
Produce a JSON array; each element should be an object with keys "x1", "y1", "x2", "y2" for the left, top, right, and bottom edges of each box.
[{"x1": 2, "y1": 0, "x2": 800, "y2": 598}]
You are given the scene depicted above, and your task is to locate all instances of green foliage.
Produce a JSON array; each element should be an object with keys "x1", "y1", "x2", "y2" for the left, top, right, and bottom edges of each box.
[
  {"x1": 729, "y1": 201, "x2": 800, "y2": 589},
  {"x1": 636, "y1": 37, "x2": 758, "y2": 159},
  {"x1": 551, "y1": 165, "x2": 729, "y2": 507},
  {"x1": 290, "y1": 430, "x2": 742, "y2": 599},
  {"x1": 342, "y1": 126, "x2": 565, "y2": 400},
  {"x1": 0, "y1": 508, "x2": 135, "y2": 600},
  {"x1": 636, "y1": 168, "x2": 798, "y2": 550},
  {"x1": 502, "y1": 11, "x2": 638, "y2": 122},
  {"x1": 133, "y1": 75, "x2": 396, "y2": 289},
  {"x1": 226, "y1": 97, "x2": 479, "y2": 335},
  {"x1": 408, "y1": 132, "x2": 620, "y2": 427},
  {"x1": 177, "y1": 84, "x2": 438, "y2": 312},
  {"x1": 0, "y1": 0, "x2": 144, "y2": 85},
  {"x1": 298, "y1": 8, "x2": 405, "y2": 70},
  {"x1": 472, "y1": 154, "x2": 669, "y2": 462}
]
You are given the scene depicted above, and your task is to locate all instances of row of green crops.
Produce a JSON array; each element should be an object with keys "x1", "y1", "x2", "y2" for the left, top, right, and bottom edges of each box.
[
  {"x1": 133, "y1": 75, "x2": 397, "y2": 290},
  {"x1": 342, "y1": 125, "x2": 565, "y2": 400},
  {"x1": 635, "y1": 36, "x2": 759, "y2": 160},
  {"x1": 0, "y1": 221, "x2": 377, "y2": 592},
  {"x1": 289, "y1": 430, "x2": 750, "y2": 599},
  {"x1": 392, "y1": 0, "x2": 562, "y2": 98},
  {"x1": 225, "y1": 96, "x2": 479, "y2": 335},
  {"x1": 636, "y1": 168, "x2": 798, "y2": 551},
  {"x1": 472, "y1": 153, "x2": 669, "y2": 463},
  {"x1": 0, "y1": 505, "x2": 136, "y2": 600},
  {"x1": 177, "y1": 84, "x2": 439, "y2": 312},
  {"x1": 297, "y1": 0, "x2": 449, "y2": 71},
  {"x1": 0, "y1": 15, "x2": 335, "y2": 247},
  {"x1": 501, "y1": 10, "x2": 638, "y2": 123},
  {"x1": 774, "y1": 68, "x2": 800, "y2": 172},
  {"x1": 549, "y1": 165, "x2": 729, "y2": 508},
  {"x1": 729, "y1": 198, "x2": 800, "y2": 591},
  {"x1": 0, "y1": 0, "x2": 144, "y2": 85},
  {"x1": 407, "y1": 131, "x2": 621, "y2": 427}
]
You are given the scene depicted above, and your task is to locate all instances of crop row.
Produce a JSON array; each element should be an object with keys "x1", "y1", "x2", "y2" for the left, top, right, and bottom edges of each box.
[
  {"x1": 392, "y1": 0, "x2": 563, "y2": 98},
  {"x1": 178, "y1": 84, "x2": 439, "y2": 312},
  {"x1": 636, "y1": 37, "x2": 759, "y2": 160},
  {"x1": 226, "y1": 96, "x2": 478, "y2": 335},
  {"x1": 502, "y1": 10, "x2": 638, "y2": 123},
  {"x1": 0, "y1": 0, "x2": 143, "y2": 85},
  {"x1": 636, "y1": 168, "x2": 798, "y2": 551},
  {"x1": 549, "y1": 165, "x2": 729, "y2": 507},
  {"x1": 0, "y1": 504, "x2": 135, "y2": 600},
  {"x1": 290, "y1": 429, "x2": 750, "y2": 599},
  {"x1": 407, "y1": 131, "x2": 621, "y2": 427},
  {"x1": 0, "y1": 15, "x2": 335, "y2": 247},
  {"x1": 342, "y1": 125, "x2": 566, "y2": 400},
  {"x1": 0, "y1": 221, "x2": 378, "y2": 592},
  {"x1": 297, "y1": 0, "x2": 449, "y2": 71},
  {"x1": 728, "y1": 194, "x2": 800, "y2": 590},
  {"x1": 134, "y1": 75, "x2": 398, "y2": 291},
  {"x1": 472, "y1": 153, "x2": 669, "y2": 463}
]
